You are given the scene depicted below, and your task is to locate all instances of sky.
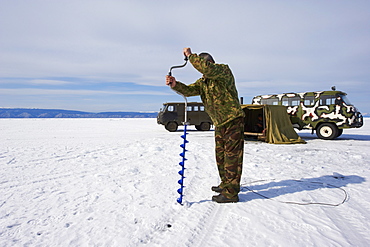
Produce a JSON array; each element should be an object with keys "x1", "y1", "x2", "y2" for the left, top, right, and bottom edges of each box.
[{"x1": 0, "y1": 0, "x2": 369, "y2": 114}]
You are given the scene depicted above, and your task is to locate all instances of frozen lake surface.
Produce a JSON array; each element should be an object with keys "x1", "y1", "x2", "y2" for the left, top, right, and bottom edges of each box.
[{"x1": 1, "y1": 118, "x2": 370, "y2": 246}]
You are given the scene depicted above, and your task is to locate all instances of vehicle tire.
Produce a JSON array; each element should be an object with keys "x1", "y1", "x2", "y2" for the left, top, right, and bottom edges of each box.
[
  {"x1": 336, "y1": 129, "x2": 343, "y2": 138},
  {"x1": 316, "y1": 123, "x2": 338, "y2": 140},
  {"x1": 198, "y1": 122, "x2": 211, "y2": 131},
  {"x1": 165, "y1": 121, "x2": 178, "y2": 132}
]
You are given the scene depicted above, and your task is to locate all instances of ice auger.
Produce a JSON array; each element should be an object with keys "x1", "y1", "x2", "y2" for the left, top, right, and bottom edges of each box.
[{"x1": 168, "y1": 55, "x2": 188, "y2": 205}]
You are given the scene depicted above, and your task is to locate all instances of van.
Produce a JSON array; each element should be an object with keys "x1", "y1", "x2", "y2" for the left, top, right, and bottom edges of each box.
[
  {"x1": 252, "y1": 88, "x2": 363, "y2": 139},
  {"x1": 157, "y1": 102, "x2": 213, "y2": 132}
]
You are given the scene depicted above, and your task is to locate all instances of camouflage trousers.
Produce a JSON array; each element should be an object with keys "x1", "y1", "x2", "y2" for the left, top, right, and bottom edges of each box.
[{"x1": 215, "y1": 117, "x2": 244, "y2": 199}]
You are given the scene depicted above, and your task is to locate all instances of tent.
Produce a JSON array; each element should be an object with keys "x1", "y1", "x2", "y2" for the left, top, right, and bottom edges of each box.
[{"x1": 242, "y1": 104, "x2": 306, "y2": 144}]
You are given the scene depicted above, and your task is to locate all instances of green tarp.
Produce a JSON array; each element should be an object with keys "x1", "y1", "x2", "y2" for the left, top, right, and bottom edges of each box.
[{"x1": 242, "y1": 104, "x2": 306, "y2": 144}]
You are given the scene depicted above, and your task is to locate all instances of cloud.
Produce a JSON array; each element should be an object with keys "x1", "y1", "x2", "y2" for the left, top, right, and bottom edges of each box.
[
  {"x1": 0, "y1": 0, "x2": 369, "y2": 112},
  {"x1": 29, "y1": 79, "x2": 75, "y2": 85},
  {"x1": 2, "y1": 1, "x2": 368, "y2": 83},
  {"x1": 0, "y1": 88, "x2": 172, "y2": 96}
]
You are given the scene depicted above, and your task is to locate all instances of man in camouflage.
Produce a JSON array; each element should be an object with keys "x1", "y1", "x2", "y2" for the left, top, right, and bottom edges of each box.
[{"x1": 166, "y1": 47, "x2": 244, "y2": 203}]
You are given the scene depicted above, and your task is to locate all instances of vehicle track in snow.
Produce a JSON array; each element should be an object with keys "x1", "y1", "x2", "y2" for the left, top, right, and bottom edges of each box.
[
  {"x1": 187, "y1": 203, "x2": 229, "y2": 247},
  {"x1": 323, "y1": 194, "x2": 370, "y2": 245},
  {"x1": 0, "y1": 147, "x2": 122, "y2": 190}
]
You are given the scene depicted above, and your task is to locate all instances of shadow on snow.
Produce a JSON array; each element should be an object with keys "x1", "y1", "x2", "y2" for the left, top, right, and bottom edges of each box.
[
  {"x1": 239, "y1": 174, "x2": 365, "y2": 205},
  {"x1": 298, "y1": 133, "x2": 370, "y2": 141}
]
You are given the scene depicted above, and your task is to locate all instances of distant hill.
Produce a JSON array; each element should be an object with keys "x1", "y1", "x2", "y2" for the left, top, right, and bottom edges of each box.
[{"x1": 0, "y1": 108, "x2": 157, "y2": 118}]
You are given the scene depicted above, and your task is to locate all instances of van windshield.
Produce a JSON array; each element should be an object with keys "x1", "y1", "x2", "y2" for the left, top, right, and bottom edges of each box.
[{"x1": 340, "y1": 95, "x2": 351, "y2": 105}]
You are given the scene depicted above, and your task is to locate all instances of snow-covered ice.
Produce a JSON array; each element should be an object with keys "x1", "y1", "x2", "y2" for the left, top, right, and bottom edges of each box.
[{"x1": 1, "y1": 118, "x2": 370, "y2": 246}]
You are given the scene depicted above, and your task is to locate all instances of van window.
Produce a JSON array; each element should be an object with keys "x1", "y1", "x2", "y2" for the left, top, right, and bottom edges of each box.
[
  {"x1": 319, "y1": 95, "x2": 336, "y2": 106},
  {"x1": 261, "y1": 98, "x2": 279, "y2": 105},
  {"x1": 304, "y1": 96, "x2": 315, "y2": 106},
  {"x1": 282, "y1": 97, "x2": 288, "y2": 106},
  {"x1": 282, "y1": 96, "x2": 300, "y2": 106},
  {"x1": 291, "y1": 97, "x2": 300, "y2": 106},
  {"x1": 167, "y1": 105, "x2": 175, "y2": 112}
]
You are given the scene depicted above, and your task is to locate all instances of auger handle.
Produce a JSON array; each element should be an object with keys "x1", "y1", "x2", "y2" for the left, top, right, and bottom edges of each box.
[{"x1": 168, "y1": 55, "x2": 188, "y2": 78}]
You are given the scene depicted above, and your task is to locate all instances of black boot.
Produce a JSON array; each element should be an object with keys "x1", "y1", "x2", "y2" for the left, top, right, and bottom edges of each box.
[
  {"x1": 211, "y1": 186, "x2": 223, "y2": 193},
  {"x1": 212, "y1": 194, "x2": 239, "y2": 203}
]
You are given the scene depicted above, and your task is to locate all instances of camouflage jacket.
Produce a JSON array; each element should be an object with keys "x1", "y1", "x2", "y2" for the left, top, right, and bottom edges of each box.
[{"x1": 172, "y1": 53, "x2": 244, "y2": 127}]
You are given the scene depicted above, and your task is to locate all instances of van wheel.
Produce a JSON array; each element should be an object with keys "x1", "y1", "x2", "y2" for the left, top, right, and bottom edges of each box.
[
  {"x1": 316, "y1": 123, "x2": 338, "y2": 140},
  {"x1": 165, "y1": 122, "x2": 178, "y2": 132},
  {"x1": 337, "y1": 129, "x2": 343, "y2": 138},
  {"x1": 197, "y1": 122, "x2": 211, "y2": 131}
]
